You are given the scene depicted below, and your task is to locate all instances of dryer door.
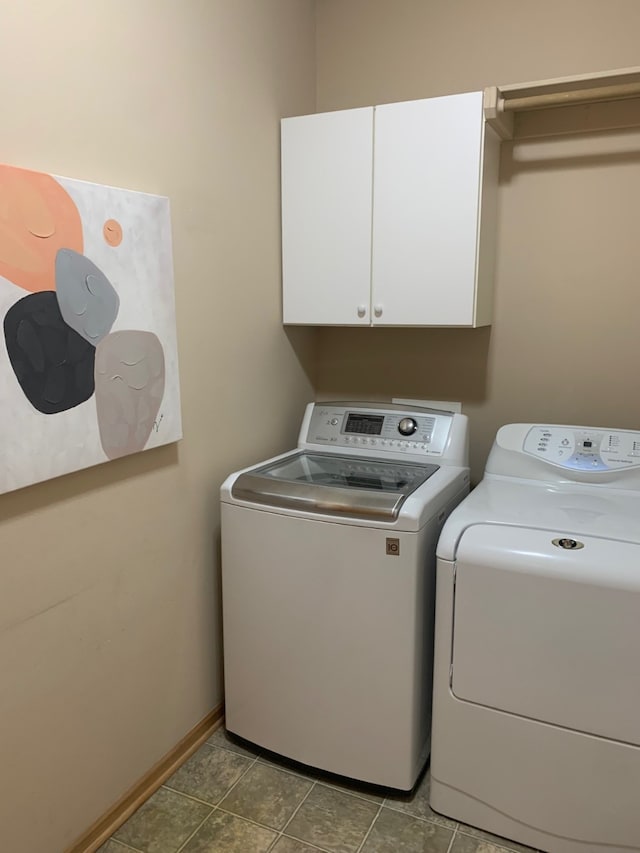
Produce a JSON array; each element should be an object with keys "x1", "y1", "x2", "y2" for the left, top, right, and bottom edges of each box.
[{"x1": 452, "y1": 524, "x2": 640, "y2": 745}]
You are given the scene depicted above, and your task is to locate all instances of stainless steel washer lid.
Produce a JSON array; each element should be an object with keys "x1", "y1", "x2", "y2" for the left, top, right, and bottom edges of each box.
[{"x1": 231, "y1": 451, "x2": 440, "y2": 520}]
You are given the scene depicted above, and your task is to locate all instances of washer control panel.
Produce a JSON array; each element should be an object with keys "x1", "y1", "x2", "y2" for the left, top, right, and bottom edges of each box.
[
  {"x1": 305, "y1": 404, "x2": 453, "y2": 457},
  {"x1": 523, "y1": 426, "x2": 640, "y2": 471}
]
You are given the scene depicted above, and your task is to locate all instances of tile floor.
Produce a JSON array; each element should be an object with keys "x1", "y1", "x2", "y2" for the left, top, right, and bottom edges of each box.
[{"x1": 98, "y1": 727, "x2": 538, "y2": 853}]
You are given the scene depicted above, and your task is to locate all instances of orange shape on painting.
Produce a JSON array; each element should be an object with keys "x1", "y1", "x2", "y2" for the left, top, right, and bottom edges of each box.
[
  {"x1": 103, "y1": 219, "x2": 123, "y2": 247},
  {"x1": 0, "y1": 164, "x2": 83, "y2": 293}
]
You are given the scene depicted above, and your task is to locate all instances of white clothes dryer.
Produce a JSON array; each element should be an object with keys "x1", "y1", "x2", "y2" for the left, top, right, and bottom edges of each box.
[
  {"x1": 220, "y1": 401, "x2": 469, "y2": 790},
  {"x1": 431, "y1": 422, "x2": 640, "y2": 853}
]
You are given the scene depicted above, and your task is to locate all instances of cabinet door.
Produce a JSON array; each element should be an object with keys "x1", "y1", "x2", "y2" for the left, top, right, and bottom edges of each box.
[
  {"x1": 372, "y1": 92, "x2": 485, "y2": 326},
  {"x1": 281, "y1": 108, "x2": 373, "y2": 325}
]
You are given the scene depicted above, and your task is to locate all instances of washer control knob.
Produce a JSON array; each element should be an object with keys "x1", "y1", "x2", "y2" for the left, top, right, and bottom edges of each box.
[{"x1": 398, "y1": 417, "x2": 418, "y2": 436}]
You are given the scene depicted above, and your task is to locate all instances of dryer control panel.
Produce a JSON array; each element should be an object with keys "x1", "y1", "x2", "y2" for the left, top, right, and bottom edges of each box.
[{"x1": 523, "y1": 426, "x2": 640, "y2": 471}]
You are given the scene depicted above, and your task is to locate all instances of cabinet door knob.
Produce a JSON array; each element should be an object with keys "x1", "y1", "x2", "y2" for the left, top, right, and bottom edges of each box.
[
  {"x1": 357, "y1": 305, "x2": 367, "y2": 318},
  {"x1": 373, "y1": 304, "x2": 383, "y2": 317}
]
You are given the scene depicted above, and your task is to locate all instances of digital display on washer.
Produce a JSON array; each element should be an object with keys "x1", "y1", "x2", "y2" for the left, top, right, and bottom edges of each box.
[{"x1": 344, "y1": 413, "x2": 384, "y2": 435}]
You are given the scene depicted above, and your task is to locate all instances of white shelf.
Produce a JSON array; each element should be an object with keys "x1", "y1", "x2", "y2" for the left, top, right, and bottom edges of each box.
[{"x1": 484, "y1": 66, "x2": 640, "y2": 139}]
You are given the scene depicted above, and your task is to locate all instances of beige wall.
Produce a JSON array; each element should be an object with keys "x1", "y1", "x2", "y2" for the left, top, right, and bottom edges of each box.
[
  {"x1": 0, "y1": 2, "x2": 316, "y2": 851},
  {"x1": 314, "y1": 0, "x2": 640, "y2": 479}
]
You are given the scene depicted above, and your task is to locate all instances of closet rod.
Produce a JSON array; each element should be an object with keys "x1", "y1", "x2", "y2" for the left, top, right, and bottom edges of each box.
[{"x1": 502, "y1": 81, "x2": 640, "y2": 112}]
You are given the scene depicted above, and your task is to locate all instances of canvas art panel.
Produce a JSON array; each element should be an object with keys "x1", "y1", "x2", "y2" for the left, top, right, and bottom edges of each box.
[{"x1": 0, "y1": 164, "x2": 182, "y2": 495}]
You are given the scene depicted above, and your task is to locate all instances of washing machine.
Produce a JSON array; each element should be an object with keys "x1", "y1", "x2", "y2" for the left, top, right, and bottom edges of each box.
[
  {"x1": 430, "y1": 422, "x2": 640, "y2": 852},
  {"x1": 220, "y1": 401, "x2": 469, "y2": 790}
]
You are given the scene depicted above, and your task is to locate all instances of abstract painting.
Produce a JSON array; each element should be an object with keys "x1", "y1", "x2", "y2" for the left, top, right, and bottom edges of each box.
[{"x1": 0, "y1": 163, "x2": 182, "y2": 495}]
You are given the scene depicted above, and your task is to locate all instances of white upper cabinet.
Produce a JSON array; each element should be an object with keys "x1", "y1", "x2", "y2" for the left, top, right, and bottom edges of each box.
[
  {"x1": 281, "y1": 92, "x2": 500, "y2": 327},
  {"x1": 281, "y1": 107, "x2": 374, "y2": 325}
]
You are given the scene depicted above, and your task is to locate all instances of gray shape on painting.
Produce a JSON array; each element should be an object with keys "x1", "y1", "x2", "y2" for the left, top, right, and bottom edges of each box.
[
  {"x1": 95, "y1": 330, "x2": 165, "y2": 460},
  {"x1": 55, "y1": 248, "x2": 120, "y2": 345}
]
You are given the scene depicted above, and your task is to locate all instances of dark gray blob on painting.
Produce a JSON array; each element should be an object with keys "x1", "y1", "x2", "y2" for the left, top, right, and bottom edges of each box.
[
  {"x1": 94, "y1": 329, "x2": 165, "y2": 459},
  {"x1": 55, "y1": 248, "x2": 120, "y2": 345},
  {"x1": 4, "y1": 291, "x2": 96, "y2": 414}
]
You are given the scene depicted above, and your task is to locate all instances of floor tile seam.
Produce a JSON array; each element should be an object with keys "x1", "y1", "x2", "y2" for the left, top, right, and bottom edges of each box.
[
  {"x1": 254, "y1": 757, "x2": 385, "y2": 806},
  {"x1": 173, "y1": 804, "x2": 217, "y2": 853},
  {"x1": 204, "y1": 740, "x2": 260, "y2": 767},
  {"x1": 311, "y1": 779, "x2": 385, "y2": 807},
  {"x1": 217, "y1": 752, "x2": 261, "y2": 800},
  {"x1": 445, "y1": 827, "x2": 457, "y2": 853},
  {"x1": 276, "y1": 828, "x2": 338, "y2": 853},
  {"x1": 161, "y1": 782, "x2": 227, "y2": 808},
  {"x1": 255, "y1": 756, "x2": 319, "y2": 785},
  {"x1": 213, "y1": 734, "x2": 265, "y2": 757},
  {"x1": 268, "y1": 779, "x2": 319, "y2": 851},
  {"x1": 267, "y1": 829, "x2": 334, "y2": 853},
  {"x1": 318, "y1": 780, "x2": 386, "y2": 806},
  {"x1": 215, "y1": 802, "x2": 296, "y2": 836},
  {"x1": 455, "y1": 827, "x2": 533, "y2": 853},
  {"x1": 214, "y1": 754, "x2": 317, "y2": 835},
  {"x1": 107, "y1": 840, "x2": 144, "y2": 853},
  {"x1": 206, "y1": 741, "x2": 260, "y2": 760},
  {"x1": 161, "y1": 753, "x2": 260, "y2": 809},
  {"x1": 377, "y1": 799, "x2": 458, "y2": 829},
  {"x1": 353, "y1": 799, "x2": 385, "y2": 853}
]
